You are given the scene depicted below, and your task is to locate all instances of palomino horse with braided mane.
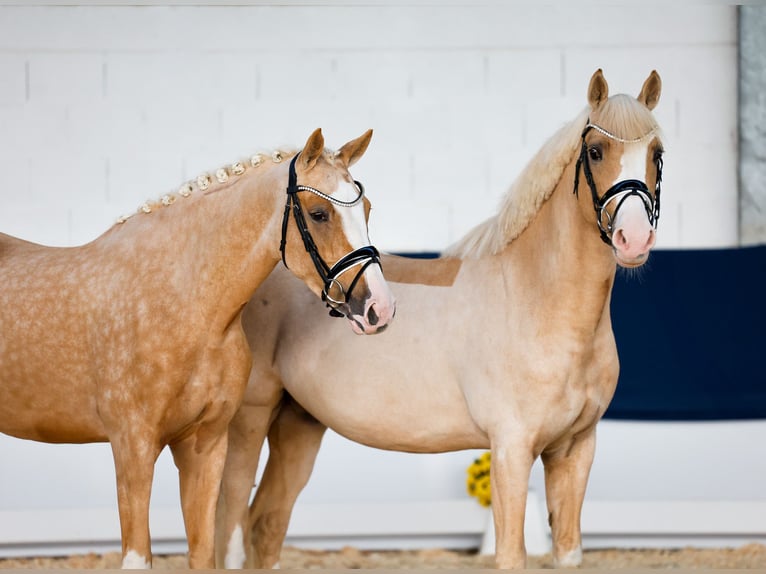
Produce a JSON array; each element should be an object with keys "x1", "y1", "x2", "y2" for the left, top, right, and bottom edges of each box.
[
  {"x1": 0, "y1": 129, "x2": 395, "y2": 568},
  {"x1": 216, "y1": 69, "x2": 664, "y2": 569}
]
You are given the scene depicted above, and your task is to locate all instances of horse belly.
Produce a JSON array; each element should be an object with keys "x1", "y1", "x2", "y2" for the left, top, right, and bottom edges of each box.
[
  {"x1": 257, "y1": 271, "x2": 490, "y2": 452},
  {"x1": 0, "y1": 274, "x2": 107, "y2": 442},
  {"x1": 342, "y1": 416, "x2": 487, "y2": 453},
  {"x1": 0, "y1": 345, "x2": 106, "y2": 442},
  {"x1": 0, "y1": 380, "x2": 106, "y2": 443},
  {"x1": 282, "y1": 368, "x2": 488, "y2": 453}
]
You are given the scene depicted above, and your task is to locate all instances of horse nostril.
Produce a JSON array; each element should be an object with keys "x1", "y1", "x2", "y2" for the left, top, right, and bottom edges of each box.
[
  {"x1": 366, "y1": 304, "x2": 379, "y2": 326},
  {"x1": 613, "y1": 229, "x2": 628, "y2": 248}
]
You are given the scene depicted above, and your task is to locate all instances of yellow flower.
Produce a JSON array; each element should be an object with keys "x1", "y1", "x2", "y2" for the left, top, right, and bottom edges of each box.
[{"x1": 466, "y1": 451, "x2": 491, "y2": 507}]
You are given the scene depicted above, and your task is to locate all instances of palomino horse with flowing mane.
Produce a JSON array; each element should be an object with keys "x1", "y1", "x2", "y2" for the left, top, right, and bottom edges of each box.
[
  {"x1": 0, "y1": 129, "x2": 395, "y2": 568},
  {"x1": 217, "y1": 69, "x2": 664, "y2": 569}
]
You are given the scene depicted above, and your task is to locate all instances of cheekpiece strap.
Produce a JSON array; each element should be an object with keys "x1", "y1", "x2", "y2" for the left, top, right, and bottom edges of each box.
[{"x1": 278, "y1": 152, "x2": 383, "y2": 319}]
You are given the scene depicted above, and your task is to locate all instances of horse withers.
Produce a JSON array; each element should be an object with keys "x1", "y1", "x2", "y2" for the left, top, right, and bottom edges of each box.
[
  {"x1": 217, "y1": 69, "x2": 664, "y2": 569},
  {"x1": 0, "y1": 128, "x2": 395, "y2": 568}
]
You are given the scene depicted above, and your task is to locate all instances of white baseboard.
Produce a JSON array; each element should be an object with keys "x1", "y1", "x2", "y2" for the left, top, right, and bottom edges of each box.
[
  {"x1": 285, "y1": 499, "x2": 490, "y2": 548},
  {"x1": 582, "y1": 500, "x2": 766, "y2": 549},
  {"x1": 1, "y1": 497, "x2": 765, "y2": 558},
  {"x1": 0, "y1": 507, "x2": 186, "y2": 558}
]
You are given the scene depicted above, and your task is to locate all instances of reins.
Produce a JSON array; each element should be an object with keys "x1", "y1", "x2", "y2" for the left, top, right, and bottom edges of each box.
[
  {"x1": 280, "y1": 153, "x2": 381, "y2": 318},
  {"x1": 573, "y1": 121, "x2": 663, "y2": 246}
]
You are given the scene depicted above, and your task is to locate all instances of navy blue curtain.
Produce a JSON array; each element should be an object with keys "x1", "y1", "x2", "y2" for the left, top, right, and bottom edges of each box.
[
  {"x1": 607, "y1": 245, "x2": 766, "y2": 420},
  {"x1": 397, "y1": 246, "x2": 766, "y2": 421}
]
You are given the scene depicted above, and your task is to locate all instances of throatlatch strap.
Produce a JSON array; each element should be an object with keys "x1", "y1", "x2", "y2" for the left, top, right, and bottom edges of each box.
[{"x1": 279, "y1": 200, "x2": 291, "y2": 267}]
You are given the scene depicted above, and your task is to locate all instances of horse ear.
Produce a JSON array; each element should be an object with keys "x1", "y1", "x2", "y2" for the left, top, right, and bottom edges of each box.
[
  {"x1": 638, "y1": 70, "x2": 662, "y2": 111},
  {"x1": 300, "y1": 128, "x2": 325, "y2": 170},
  {"x1": 587, "y1": 68, "x2": 609, "y2": 111},
  {"x1": 336, "y1": 129, "x2": 373, "y2": 168}
]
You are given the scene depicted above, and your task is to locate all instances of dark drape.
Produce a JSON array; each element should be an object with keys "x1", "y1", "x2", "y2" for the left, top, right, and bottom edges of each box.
[{"x1": 607, "y1": 245, "x2": 766, "y2": 420}]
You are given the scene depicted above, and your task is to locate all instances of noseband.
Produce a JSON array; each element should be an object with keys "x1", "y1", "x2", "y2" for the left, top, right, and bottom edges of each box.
[
  {"x1": 280, "y1": 153, "x2": 382, "y2": 318},
  {"x1": 573, "y1": 121, "x2": 663, "y2": 246}
]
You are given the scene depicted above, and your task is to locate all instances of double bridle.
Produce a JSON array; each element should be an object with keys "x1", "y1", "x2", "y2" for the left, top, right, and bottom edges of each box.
[
  {"x1": 573, "y1": 121, "x2": 663, "y2": 246},
  {"x1": 280, "y1": 153, "x2": 381, "y2": 318}
]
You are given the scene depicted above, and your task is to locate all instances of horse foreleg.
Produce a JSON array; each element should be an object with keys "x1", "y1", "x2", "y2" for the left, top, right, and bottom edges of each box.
[
  {"x1": 216, "y1": 400, "x2": 282, "y2": 569},
  {"x1": 249, "y1": 397, "x2": 327, "y2": 569},
  {"x1": 170, "y1": 427, "x2": 229, "y2": 569},
  {"x1": 110, "y1": 434, "x2": 162, "y2": 569},
  {"x1": 489, "y1": 438, "x2": 536, "y2": 569},
  {"x1": 541, "y1": 426, "x2": 597, "y2": 568}
]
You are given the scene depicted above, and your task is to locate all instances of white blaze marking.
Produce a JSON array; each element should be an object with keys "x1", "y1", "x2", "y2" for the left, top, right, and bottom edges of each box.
[
  {"x1": 122, "y1": 549, "x2": 150, "y2": 569},
  {"x1": 333, "y1": 180, "x2": 371, "y2": 253},
  {"x1": 617, "y1": 140, "x2": 651, "y2": 184},
  {"x1": 224, "y1": 524, "x2": 247, "y2": 569},
  {"x1": 333, "y1": 181, "x2": 388, "y2": 297},
  {"x1": 330, "y1": 179, "x2": 396, "y2": 327},
  {"x1": 611, "y1": 141, "x2": 655, "y2": 239}
]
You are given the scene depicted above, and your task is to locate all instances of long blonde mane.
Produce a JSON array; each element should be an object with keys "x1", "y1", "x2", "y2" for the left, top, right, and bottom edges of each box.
[
  {"x1": 444, "y1": 108, "x2": 588, "y2": 259},
  {"x1": 446, "y1": 96, "x2": 660, "y2": 259}
]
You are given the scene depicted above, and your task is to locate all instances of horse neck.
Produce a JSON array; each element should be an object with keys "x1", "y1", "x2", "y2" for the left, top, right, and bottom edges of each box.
[
  {"x1": 194, "y1": 167, "x2": 287, "y2": 311},
  {"x1": 500, "y1": 159, "x2": 617, "y2": 330},
  {"x1": 110, "y1": 164, "x2": 286, "y2": 327}
]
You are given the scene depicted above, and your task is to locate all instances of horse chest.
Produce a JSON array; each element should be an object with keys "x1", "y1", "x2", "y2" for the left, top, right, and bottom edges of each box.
[
  {"x1": 139, "y1": 334, "x2": 252, "y2": 436},
  {"x1": 537, "y1": 343, "x2": 619, "y2": 445},
  {"x1": 474, "y1": 321, "x2": 618, "y2": 442}
]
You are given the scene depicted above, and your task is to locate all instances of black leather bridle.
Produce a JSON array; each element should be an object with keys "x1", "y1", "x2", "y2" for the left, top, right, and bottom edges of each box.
[
  {"x1": 280, "y1": 153, "x2": 382, "y2": 318},
  {"x1": 573, "y1": 121, "x2": 663, "y2": 246}
]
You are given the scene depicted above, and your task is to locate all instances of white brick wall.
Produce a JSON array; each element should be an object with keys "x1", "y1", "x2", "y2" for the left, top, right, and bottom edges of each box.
[{"x1": 0, "y1": 4, "x2": 738, "y2": 249}]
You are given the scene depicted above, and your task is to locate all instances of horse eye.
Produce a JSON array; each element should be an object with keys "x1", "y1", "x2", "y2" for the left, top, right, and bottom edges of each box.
[
  {"x1": 588, "y1": 145, "x2": 603, "y2": 162},
  {"x1": 309, "y1": 209, "x2": 329, "y2": 223}
]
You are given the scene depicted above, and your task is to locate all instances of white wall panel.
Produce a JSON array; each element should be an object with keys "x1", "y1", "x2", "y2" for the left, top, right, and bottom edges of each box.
[{"x1": 0, "y1": 5, "x2": 739, "y2": 249}]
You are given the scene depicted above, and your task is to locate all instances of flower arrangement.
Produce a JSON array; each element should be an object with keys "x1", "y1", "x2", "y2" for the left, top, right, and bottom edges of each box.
[{"x1": 466, "y1": 451, "x2": 491, "y2": 507}]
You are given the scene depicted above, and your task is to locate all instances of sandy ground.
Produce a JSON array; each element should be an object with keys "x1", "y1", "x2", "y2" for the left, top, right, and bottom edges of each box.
[{"x1": 2, "y1": 544, "x2": 766, "y2": 569}]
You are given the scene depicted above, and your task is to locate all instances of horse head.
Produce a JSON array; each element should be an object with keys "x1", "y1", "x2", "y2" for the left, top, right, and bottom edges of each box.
[
  {"x1": 574, "y1": 69, "x2": 664, "y2": 268},
  {"x1": 280, "y1": 128, "x2": 396, "y2": 334}
]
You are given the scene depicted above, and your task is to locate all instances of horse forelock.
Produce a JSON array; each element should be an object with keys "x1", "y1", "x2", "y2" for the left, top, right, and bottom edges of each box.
[
  {"x1": 592, "y1": 94, "x2": 663, "y2": 144},
  {"x1": 445, "y1": 108, "x2": 590, "y2": 259}
]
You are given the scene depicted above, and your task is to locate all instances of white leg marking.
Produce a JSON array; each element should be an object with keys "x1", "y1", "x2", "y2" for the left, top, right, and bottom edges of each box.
[
  {"x1": 224, "y1": 524, "x2": 247, "y2": 569},
  {"x1": 555, "y1": 546, "x2": 583, "y2": 568},
  {"x1": 122, "y1": 549, "x2": 150, "y2": 569},
  {"x1": 273, "y1": 562, "x2": 281, "y2": 569}
]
